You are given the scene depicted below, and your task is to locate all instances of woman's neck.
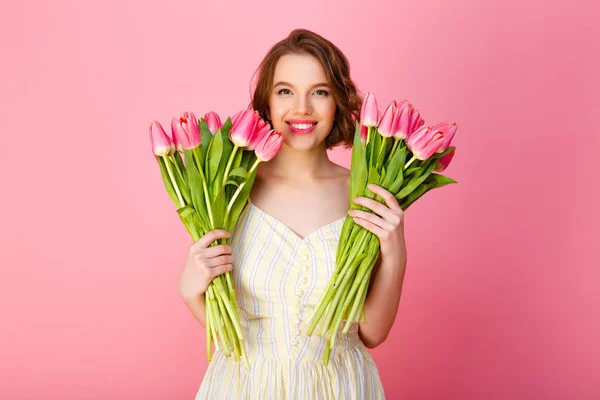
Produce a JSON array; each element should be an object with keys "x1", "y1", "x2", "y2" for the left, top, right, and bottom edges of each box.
[{"x1": 258, "y1": 143, "x2": 334, "y2": 182}]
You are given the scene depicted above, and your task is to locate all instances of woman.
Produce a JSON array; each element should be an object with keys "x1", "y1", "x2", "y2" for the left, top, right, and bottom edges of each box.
[{"x1": 179, "y1": 29, "x2": 408, "y2": 399}]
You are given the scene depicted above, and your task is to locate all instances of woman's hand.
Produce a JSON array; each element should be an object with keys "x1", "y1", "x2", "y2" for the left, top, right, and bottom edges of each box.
[
  {"x1": 178, "y1": 229, "x2": 235, "y2": 302},
  {"x1": 348, "y1": 183, "x2": 407, "y2": 267}
]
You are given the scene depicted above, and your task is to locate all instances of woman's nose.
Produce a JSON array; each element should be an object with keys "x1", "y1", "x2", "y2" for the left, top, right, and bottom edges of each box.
[{"x1": 293, "y1": 96, "x2": 312, "y2": 114}]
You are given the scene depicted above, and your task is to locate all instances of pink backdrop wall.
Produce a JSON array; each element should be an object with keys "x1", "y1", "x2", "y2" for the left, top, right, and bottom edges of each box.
[{"x1": 1, "y1": 0, "x2": 598, "y2": 398}]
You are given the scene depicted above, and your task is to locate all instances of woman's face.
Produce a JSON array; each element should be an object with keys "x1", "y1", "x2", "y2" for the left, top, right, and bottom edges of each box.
[{"x1": 267, "y1": 53, "x2": 337, "y2": 150}]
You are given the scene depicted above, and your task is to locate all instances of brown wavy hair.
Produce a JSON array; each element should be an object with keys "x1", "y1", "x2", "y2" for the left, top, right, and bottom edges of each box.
[{"x1": 249, "y1": 29, "x2": 362, "y2": 150}]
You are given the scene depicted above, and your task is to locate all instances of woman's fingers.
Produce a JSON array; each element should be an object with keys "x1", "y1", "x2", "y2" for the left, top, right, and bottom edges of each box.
[
  {"x1": 203, "y1": 244, "x2": 233, "y2": 258},
  {"x1": 210, "y1": 264, "x2": 233, "y2": 278},
  {"x1": 203, "y1": 254, "x2": 235, "y2": 268}
]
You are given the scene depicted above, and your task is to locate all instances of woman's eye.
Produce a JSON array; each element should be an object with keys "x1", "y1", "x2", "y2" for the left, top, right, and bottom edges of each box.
[
  {"x1": 315, "y1": 89, "x2": 329, "y2": 96},
  {"x1": 277, "y1": 89, "x2": 291, "y2": 95}
]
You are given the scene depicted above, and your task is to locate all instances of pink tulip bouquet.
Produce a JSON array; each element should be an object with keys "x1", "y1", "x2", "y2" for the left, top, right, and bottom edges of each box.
[
  {"x1": 149, "y1": 109, "x2": 283, "y2": 368},
  {"x1": 306, "y1": 92, "x2": 458, "y2": 365}
]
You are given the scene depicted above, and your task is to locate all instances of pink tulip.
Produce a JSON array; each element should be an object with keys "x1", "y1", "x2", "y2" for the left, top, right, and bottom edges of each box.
[
  {"x1": 393, "y1": 102, "x2": 424, "y2": 141},
  {"x1": 360, "y1": 92, "x2": 379, "y2": 127},
  {"x1": 392, "y1": 101, "x2": 410, "y2": 140},
  {"x1": 360, "y1": 124, "x2": 368, "y2": 146},
  {"x1": 230, "y1": 109, "x2": 258, "y2": 148},
  {"x1": 171, "y1": 111, "x2": 201, "y2": 151},
  {"x1": 406, "y1": 125, "x2": 444, "y2": 160},
  {"x1": 431, "y1": 122, "x2": 458, "y2": 153},
  {"x1": 204, "y1": 111, "x2": 222, "y2": 134},
  {"x1": 409, "y1": 109, "x2": 425, "y2": 137},
  {"x1": 248, "y1": 116, "x2": 271, "y2": 151},
  {"x1": 255, "y1": 130, "x2": 284, "y2": 162},
  {"x1": 230, "y1": 110, "x2": 244, "y2": 127},
  {"x1": 377, "y1": 100, "x2": 398, "y2": 137},
  {"x1": 434, "y1": 147, "x2": 455, "y2": 172},
  {"x1": 149, "y1": 120, "x2": 175, "y2": 156}
]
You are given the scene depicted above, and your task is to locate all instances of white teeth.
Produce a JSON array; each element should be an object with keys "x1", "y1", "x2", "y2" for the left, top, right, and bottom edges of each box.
[{"x1": 290, "y1": 123, "x2": 314, "y2": 129}]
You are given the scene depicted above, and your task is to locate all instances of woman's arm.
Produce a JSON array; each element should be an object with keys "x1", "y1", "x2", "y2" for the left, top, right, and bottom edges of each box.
[
  {"x1": 350, "y1": 183, "x2": 409, "y2": 349},
  {"x1": 358, "y1": 253, "x2": 407, "y2": 348},
  {"x1": 182, "y1": 294, "x2": 207, "y2": 328}
]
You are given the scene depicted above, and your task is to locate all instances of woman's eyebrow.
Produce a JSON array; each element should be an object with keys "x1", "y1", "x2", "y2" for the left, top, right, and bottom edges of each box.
[{"x1": 273, "y1": 81, "x2": 330, "y2": 89}]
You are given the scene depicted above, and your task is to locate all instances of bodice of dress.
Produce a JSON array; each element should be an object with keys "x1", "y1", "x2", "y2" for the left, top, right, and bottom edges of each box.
[
  {"x1": 230, "y1": 201, "x2": 362, "y2": 363},
  {"x1": 195, "y1": 201, "x2": 386, "y2": 399}
]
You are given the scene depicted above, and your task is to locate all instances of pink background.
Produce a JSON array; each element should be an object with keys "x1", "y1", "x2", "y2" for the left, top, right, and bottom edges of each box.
[{"x1": 1, "y1": 0, "x2": 598, "y2": 398}]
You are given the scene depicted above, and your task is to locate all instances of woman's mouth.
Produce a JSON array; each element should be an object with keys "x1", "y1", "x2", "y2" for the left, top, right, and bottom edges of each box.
[{"x1": 286, "y1": 121, "x2": 318, "y2": 135}]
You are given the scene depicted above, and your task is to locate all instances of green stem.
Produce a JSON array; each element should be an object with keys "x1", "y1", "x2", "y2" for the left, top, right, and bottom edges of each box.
[
  {"x1": 208, "y1": 287, "x2": 229, "y2": 356},
  {"x1": 213, "y1": 288, "x2": 233, "y2": 355},
  {"x1": 227, "y1": 159, "x2": 260, "y2": 213},
  {"x1": 343, "y1": 277, "x2": 370, "y2": 334},
  {"x1": 306, "y1": 229, "x2": 369, "y2": 336},
  {"x1": 403, "y1": 155, "x2": 417, "y2": 171},
  {"x1": 240, "y1": 340, "x2": 250, "y2": 370},
  {"x1": 323, "y1": 341, "x2": 332, "y2": 366},
  {"x1": 332, "y1": 230, "x2": 370, "y2": 288},
  {"x1": 214, "y1": 280, "x2": 244, "y2": 340},
  {"x1": 207, "y1": 293, "x2": 221, "y2": 352},
  {"x1": 205, "y1": 292, "x2": 213, "y2": 361},
  {"x1": 320, "y1": 252, "x2": 366, "y2": 338},
  {"x1": 223, "y1": 146, "x2": 239, "y2": 187},
  {"x1": 375, "y1": 136, "x2": 387, "y2": 169},
  {"x1": 338, "y1": 239, "x2": 377, "y2": 334},
  {"x1": 193, "y1": 150, "x2": 215, "y2": 228},
  {"x1": 337, "y1": 222, "x2": 365, "y2": 268},
  {"x1": 390, "y1": 138, "x2": 400, "y2": 156},
  {"x1": 169, "y1": 152, "x2": 187, "y2": 185},
  {"x1": 328, "y1": 251, "x2": 372, "y2": 345},
  {"x1": 163, "y1": 155, "x2": 185, "y2": 207}
]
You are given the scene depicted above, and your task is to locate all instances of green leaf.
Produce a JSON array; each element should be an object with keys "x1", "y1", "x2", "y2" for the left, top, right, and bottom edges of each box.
[
  {"x1": 206, "y1": 129, "x2": 224, "y2": 194},
  {"x1": 369, "y1": 128, "x2": 382, "y2": 168},
  {"x1": 349, "y1": 121, "x2": 367, "y2": 210},
  {"x1": 224, "y1": 180, "x2": 241, "y2": 188},
  {"x1": 396, "y1": 158, "x2": 437, "y2": 199},
  {"x1": 220, "y1": 116, "x2": 233, "y2": 139},
  {"x1": 375, "y1": 136, "x2": 393, "y2": 169},
  {"x1": 428, "y1": 146, "x2": 455, "y2": 160},
  {"x1": 219, "y1": 118, "x2": 234, "y2": 174},
  {"x1": 157, "y1": 156, "x2": 179, "y2": 206},
  {"x1": 228, "y1": 167, "x2": 248, "y2": 180},
  {"x1": 404, "y1": 166, "x2": 420, "y2": 177},
  {"x1": 226, "y1": 150, "x2": 246, "y2": 200},
  {"x1": 177, "y1": 205, "x2": 208, "y2": 241},
  {"x1": 399, "y1": 173, "x2": 457, "y2": 210},
  {"x1": 382, "y1": 147, "x2": 407, "y2": 192},
  {"x1": 172, "y1": 151, "x2": 186, "y2": 177},
  {"x1": 225, "y1": 166, "x2": 259, "y2": 233},
  {"x1": 240, "y1": 149, "x2": 252, "y2": 172},
  {"x1": 212, "y1": 186, "x2": 228, "y2": 230},
  {"x1": 366, "y1": 167, "x2": 381, "y2": 204},
  {"x1": 170, "y1": 152, "x2": 191, "y2": 205},
  {"x1": 199, "y1": 118, "x2": 213, "y2": 162},
  {"x1": 183, "y1": 148, "x2": 210, "y2": 225}
]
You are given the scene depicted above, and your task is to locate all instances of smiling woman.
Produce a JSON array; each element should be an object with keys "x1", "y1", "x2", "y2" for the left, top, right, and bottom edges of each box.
[
  {"x1": 192, "y1": 29, "x2": 388, "y2": 400},
  {"x1": 251, "y1": 29, "x2": 362, "y2": 150}
]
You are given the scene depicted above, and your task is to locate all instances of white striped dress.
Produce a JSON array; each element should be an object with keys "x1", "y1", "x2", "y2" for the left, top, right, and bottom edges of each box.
[{"x1": 195, "y1": 199, "x2": 385, "y2": 399}]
